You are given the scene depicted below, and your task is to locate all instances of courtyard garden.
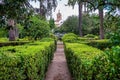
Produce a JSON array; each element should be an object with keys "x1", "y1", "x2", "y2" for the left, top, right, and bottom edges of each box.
[{"x1": 0, "y1": 0, "x2": 120, "y2": 80}]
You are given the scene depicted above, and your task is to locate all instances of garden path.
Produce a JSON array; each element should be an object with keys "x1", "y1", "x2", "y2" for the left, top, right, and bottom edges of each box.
[{"x1": 45, "y1": 41, "x2": 72, "y2": 80}]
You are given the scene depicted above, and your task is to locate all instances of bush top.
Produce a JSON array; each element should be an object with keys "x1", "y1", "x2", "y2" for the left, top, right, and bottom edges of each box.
[
  {"x1": 0, "y1": 41, "x2": 54, "y2": 57},
  {"x1": 62, "y1": 33, "x2": 78, "y2": 42},
  {"x1": 65, "y1": 43, "x2": 103, "y2": 64}
]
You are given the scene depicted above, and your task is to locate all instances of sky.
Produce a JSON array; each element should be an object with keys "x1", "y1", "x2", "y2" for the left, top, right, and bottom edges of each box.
[{"x1": 30, "y1": 0, "x2": 78, "y2": 21}]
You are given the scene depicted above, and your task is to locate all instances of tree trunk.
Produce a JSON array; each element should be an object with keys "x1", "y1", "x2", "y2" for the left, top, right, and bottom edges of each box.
[
  {"x1": 84, "y1": 2, "x2": 87, "y2": 14},
  {"x1": 78, "y1": 2, "x2": 83, "y2": 37},
  {"x1": 9, "y1": 28, "x2": 16, "y2": 41},
  {"x1": 15, "y1": 26, "x2": 19, "y2": 39},
  {"x1": 8, "y1": 19, "x2": 16, "y2": 41},
  {"x1": 40, "y1": 0, "x2": 45, "y2": 18},
  {"x1": 99, "y1": 8, "x2": 104, "y2": 39}
]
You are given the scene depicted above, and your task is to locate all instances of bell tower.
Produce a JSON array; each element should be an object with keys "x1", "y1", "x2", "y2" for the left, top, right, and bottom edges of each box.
[
  {"x1": 56, "y1": 10, "x2": 62, "y2": 22},
  {"x1": 55, "y1": 10, "x2": 62, "y2": 27}
]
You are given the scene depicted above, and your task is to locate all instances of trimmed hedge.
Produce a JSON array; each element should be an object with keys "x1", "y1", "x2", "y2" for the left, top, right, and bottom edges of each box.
[
  {"x1": 0, "y1": 38, "x2": 8, "y2": 42},
  {"x1": 84, "y1": 34, "x2": 99, "y2": 40},
  {"x1": 65, "y1": 43, "x2": 111, "y2": 80},
  {"x1": 0, "y1": 41, "x2": 56, "y2": 80},
  {"x1": 0, "y1": 41, "x2": 30, "y2": 47},
  {"x1": 87, "y1": 39, "x2": 112, "y2": 50},
  {"x1": 62, "y1": 33, "x2": 78, "y2": 43}
]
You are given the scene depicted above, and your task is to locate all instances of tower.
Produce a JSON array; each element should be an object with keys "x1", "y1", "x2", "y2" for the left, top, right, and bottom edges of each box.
[
  {"x1": 56, "y1": 10, "x2": 62, "y2": 22},
  {"x1": 55, "y1": 10, "x2": 62, "y2": 27}
]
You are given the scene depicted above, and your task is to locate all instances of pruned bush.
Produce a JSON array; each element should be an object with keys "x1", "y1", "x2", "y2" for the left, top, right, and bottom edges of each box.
[
  {"x1": 0, "y1": 41, "x2": 29, "y2": 47},
  {"x1": 84, "y1": 34, "x2": 99, "y2": 40},
  {"x1": 87, "y1": 39, "x2": 112, "y2": 50},
  {"x1": 62, "y1": 33, "x2": 78, "y2": 42},
  {"x1": 0, "y1": 40, "x2": 56, "y2": 80},
  {"x1": 64, "y1": 43, "x2": 111, "y2": 80},
  {"x1": 0, "y1": 38, "x2": 8, "y2": 42},
  {"x1": 40, "y1": 38, "x2": 54, "y2": 42}
]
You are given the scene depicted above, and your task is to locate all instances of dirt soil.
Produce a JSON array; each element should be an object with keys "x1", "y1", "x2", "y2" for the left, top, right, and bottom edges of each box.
[{"x1": 45, "y1": 41, "x2": 72, "y2": 80}]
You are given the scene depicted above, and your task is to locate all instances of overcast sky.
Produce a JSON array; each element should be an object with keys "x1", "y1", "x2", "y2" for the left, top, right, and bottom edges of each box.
[{"x1": 30, "y1": 0, "x2": 78, "y2": 21}]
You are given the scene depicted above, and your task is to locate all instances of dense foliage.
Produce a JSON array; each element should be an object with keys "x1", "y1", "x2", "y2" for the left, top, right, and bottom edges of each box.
[
  {"x1": 0, "y1": 41, "x2": 29, "y2": 47},
  {"x1": 23, "y1": 16, "x2": 50, "y2": 40},
  {"x1": 60, "y1": 15, "x2": 79, "y2": 34},
  {"x1": 0, "y1": 0, "x2": 57, "y2": 41},
  {"x1": 104, "y1": 14, "x2": 120, "y2": 45},
  {"x1": 63, "y1": 31, "x2": 120, "y2": 79},
  {"x1": 65, "y1": 43, "x2": 109, "y2": 80},
  {"x1": 87, "y1": 39, "x2": 112, "y2": 50},
  {"x1": 0, "y1": 40, "x2": 56, "y2": 80},
  {"x1": 0, "y1": 0, "x2": 120, "y2": 79},
  {"x1": 84, "y1": 34, "x2": 98, "y2": 39},
  {"x1": 60, "y1": 14, "x2": 99, "y2": 35},
  {"x1": 105, "y1": 46, "x2": 120, "y2": 79},
  {"x1": 109, "y1": 30, "x2": 120, "y2": 45},
  {"x1": 0, "y1": 28, "x2": 7, "y2": 38},
  {"x1": 62, "y1": 33, "x2": 78, "y2": 43},
  {"x1": 49, "y1": 18, "x2": 55, "y2": 30}
]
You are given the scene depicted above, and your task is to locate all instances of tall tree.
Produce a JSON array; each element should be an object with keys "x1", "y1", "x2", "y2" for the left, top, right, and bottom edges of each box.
[
  {"x1": 94, "y1": 0, "x2": 105, "y2": 39},
  {"x1": 99, "y1": 7, "x2": 104, "y2": 39},
  {"x1": 68, "y1": 0, "x2": 83, "y2": 36},
  {"x1": 68, "y1": 0, "x2": 120, "y2": 39},
  {"x1": 78, "y1": 1, "x2": 83, "y2": 36},
  {"x1": 0, "y1": 0, "x2": 35, "y2": 41},
  {"x1": 89, "y1": 0, "x2": 120, "y2": 39}
]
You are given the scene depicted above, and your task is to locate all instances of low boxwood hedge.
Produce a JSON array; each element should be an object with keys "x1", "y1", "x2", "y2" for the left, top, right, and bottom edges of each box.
[
  {"x1": 0, "y1": 41, "x2": 30, "y2": 47},
  {"x1": 65, "y1": 43, "x2": 111, "y2": 80},
  {"x1": 87, "y1": 39, "x2": 113, "y2": 50},
  {"x1": 62, "y1": 33, "x2": 78, "y2": 43},
  {"x1": 0, "y1": 41, "x2": 56, "y2": 80},
  {"x1": 84, "y1": 34, "x2": 99, "y2": 40}
]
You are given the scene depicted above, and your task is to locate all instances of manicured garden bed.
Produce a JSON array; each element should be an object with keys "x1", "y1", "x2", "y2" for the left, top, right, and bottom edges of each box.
[
  {"x1": 87, "y1": 39, "x2": 113, "y2": 50},
  {"x1": 0, "y1": 41, "x2": 30, "y2": 47},
  {"x1": 64, "y1": 43, "x2": 114, "y2": 80},
  {"x1": 0, "y1": 40, "x2": 56, "y2": 80}
]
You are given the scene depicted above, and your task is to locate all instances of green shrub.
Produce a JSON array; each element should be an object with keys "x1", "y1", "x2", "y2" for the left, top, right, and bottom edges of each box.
[
  {"x1": 24, "y1": 16, "x2": 50, "y2": 40},
  {"x1": 0, "y1": 41, "x2": 56, "y2": 80},
  {"x1": 40, "y1": 38, "x2": 54, "y2": 42},
  {"x1": 65, "y1": 43, "x2": 110, "y2": 80},
  {"x1": 110, "y1": 29, "x2": 120, "y2": 45},
  {"x1": 84, "y1": 34, "x2": 94, "y2": 38},
  {"x1": 49, "y1": 33, "x2": 58, "y2": 41},
  {"x1": 62, "y1": 33, "x2": 78, "y2": 42},
  {"x1": 0, "y1": 28, "x2": 7, "y2": 38},
  {"x1": 76, "y1": 37, "x2": 90, "y2": 44},
  {"x1": 87, "y1": 39, "x2": 112, "y2": 50},
  {"x1": 104, "y1": 46, "x2": 120, "y2": 79},
  {"x1": 0, "y1": 41, "x2": 29, "y2": 47},
  {"x1": 0, "y1": 38, "x2": 8, "y2": 42},
  {"x1": 84, "y1": 34, "x2": 98, "y2": 39}
]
